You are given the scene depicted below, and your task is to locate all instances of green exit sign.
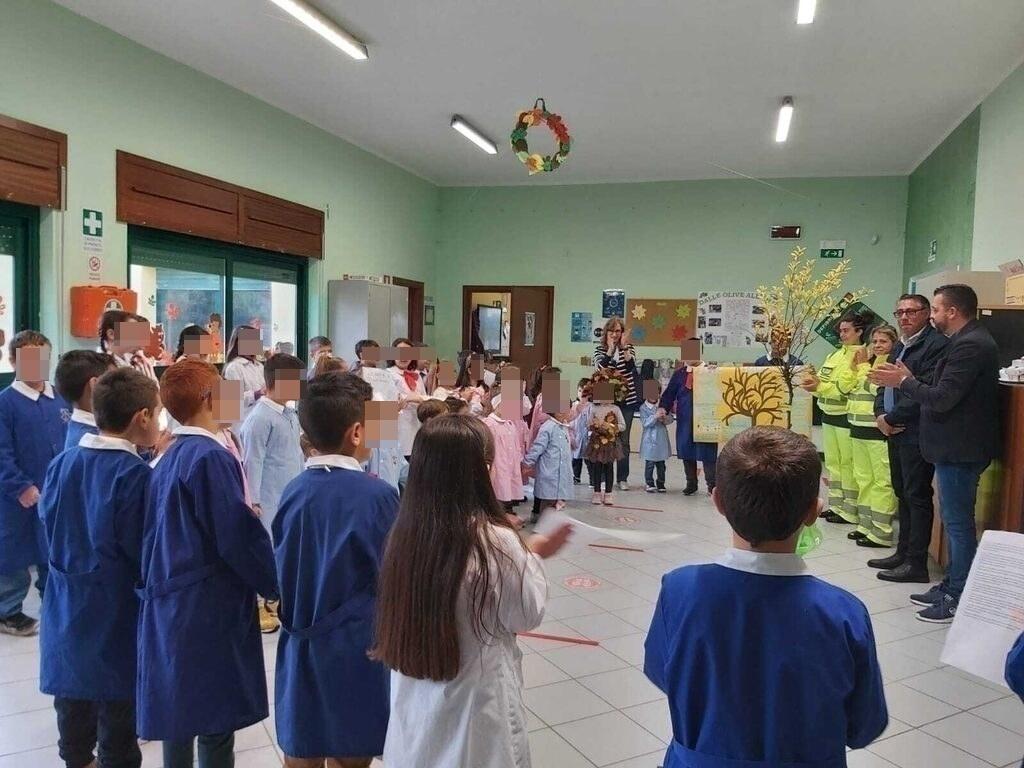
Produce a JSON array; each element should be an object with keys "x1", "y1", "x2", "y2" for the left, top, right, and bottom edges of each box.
[{"x1": 820, "y1": 239, "x2": 846, "y2": 259}]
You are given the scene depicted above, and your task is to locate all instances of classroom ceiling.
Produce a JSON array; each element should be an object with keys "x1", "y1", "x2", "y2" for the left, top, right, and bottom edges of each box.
[{"x1": 54, "y1": 0, "x2": 1024, "y2": 186}]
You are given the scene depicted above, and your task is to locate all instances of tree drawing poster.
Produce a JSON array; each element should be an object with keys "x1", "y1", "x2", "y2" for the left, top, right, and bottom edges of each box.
[
  {"x1": 625, "y1": 298, "x2": 698, "y2": 347},
  {"x1": 692, "y1": 365, "x2": 812, "y2": 445}
]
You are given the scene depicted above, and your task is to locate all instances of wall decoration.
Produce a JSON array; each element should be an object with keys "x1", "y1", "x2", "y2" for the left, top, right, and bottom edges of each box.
[
  {"x1": 510, "y1": 98, "x2": 572, "y2": 175},
  {"x1": 524, "y1": 311, "x2": 536, "y2": 347},
  {"x1": 692, "y1": 365, "x2": 813, "y2": 445},
  {"x1": 624, "y1": 298, "x2": 697, "y2": 347},
  {"x1": 813, "y1": 293, "x2": 884, "y2": 349},
  {"x1": 697, "y1": 291, "x2": 768, "y2": 348},
  {"x1": 602, "y1": 289, "x2": 625, "y2": 318},
  {"x1": 570, "y1": 311, "x2": 593, "y2": 343},
  {"x1": 424, "y1": 305, "x2": 435, "y2": 326}
]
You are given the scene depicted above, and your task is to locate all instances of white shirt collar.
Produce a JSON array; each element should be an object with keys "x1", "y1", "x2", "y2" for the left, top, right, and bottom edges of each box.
[
  {"x1": 71, "y1": 408, "x2": 97, "y2": 426},
  {"x1": 487, "y1": 412, "x2": 510, "y2": 424},
  {"x1": 79, "y1": 432, "x2": 139, "y2": 457},
  {"x1": 259, "y1": 397, "x2": 286, "y2": 414},
  {"x1": 11, "y1": 381, "x2": 55, "y2": 401},
  {"x1": 717, "y1": 547, "x2": 808, "y2": 576},
  {"x1": 902, "y1": 325, "x2": 927, "y2": 346},
  {"x1": 305, "y1": 454, "x2": 364, "y2": 472},
  {"x1": 172, "y1": 425, "x2": 222, "y2": 443}
]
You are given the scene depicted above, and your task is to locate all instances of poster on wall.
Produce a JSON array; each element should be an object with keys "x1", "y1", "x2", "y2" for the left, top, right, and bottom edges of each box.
[
  {"x1": 696, "y1": 291, "x2": 768, "y2": 348},
  {"x1": 602, "y1": 289, "x2": 625, "y2": 318},
  {"x1": 692, "y1": 365, "x2": 812, "y2": 446},
  {"x1": 570, "y1": 311, "x2": 593, "y2": 343},
  {"x1": 814, "y1": 293, "x2": 884, "y2": 349},
  {"x1": 624, "y1": 298, "x2": 697, "y2": 347},
  {"x1": 524, "y1": 311, "x2": 536, "y2": 347}
]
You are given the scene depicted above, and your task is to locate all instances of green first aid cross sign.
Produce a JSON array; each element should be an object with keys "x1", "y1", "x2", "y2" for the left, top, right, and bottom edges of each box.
[{"x1": 83, "y1": 209, "x2": 103, "y2": 237}]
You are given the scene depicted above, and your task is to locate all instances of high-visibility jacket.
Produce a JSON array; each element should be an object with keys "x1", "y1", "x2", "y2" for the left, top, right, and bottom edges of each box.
[
  {"x1": 813, "y1": 345, "x2": 860, "y2": 416},
  {"x1": 847, "y1": 355, "x2": 889, "y2": 430}
]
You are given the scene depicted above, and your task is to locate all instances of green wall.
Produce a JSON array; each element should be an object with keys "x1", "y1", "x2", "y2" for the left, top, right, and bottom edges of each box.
[
  {"x1": 0, "y1": 0, "x2": 439, "y2": 353},
  {"x1": 973, "y1": 62, "x2": 1024, "y2": 271},
  {"x1": 437, "y1": 178, "x2": 909, "y2": 382},
  {"x1": 902, "y1": 109, "x2": 980, "y2": 285}
]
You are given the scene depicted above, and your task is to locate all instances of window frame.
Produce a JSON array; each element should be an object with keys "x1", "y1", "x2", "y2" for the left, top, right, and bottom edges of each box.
[
  {"x1": 127, "y1": 226, "x2": 308, "y2": 361},
  {"x1": 0, "y1": 200, "x2": 41, "y2": 388}
]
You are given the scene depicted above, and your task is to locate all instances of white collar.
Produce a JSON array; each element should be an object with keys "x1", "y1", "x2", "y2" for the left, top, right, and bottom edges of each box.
[
  {"x1": 717, "y1": 547, "x2": 808, "y2": 577},
  {"x1": 79, "y1": 432, "x2": 139, "y2": 457},
  {"x1": 259, "y1": 397, "x2": 286, "y2": 414},
  {"x1": 12, "y1": 381, "x2": 55, "y2": 401},
  {"x1": 487, "y1": 412, "x2": 511, "y2": 424},
  {"x1": 902, "y1": 326, "x2": 927, "y2": 346},
  {"x1": 71, "y1": 408, "x2": 97, "y2": 426},
  {"x1": 305, "y1": 454, "x2": 364, "y2": 472},
  {"x1": 172, "y1": 425, "x2": 222, "y2": 443}
]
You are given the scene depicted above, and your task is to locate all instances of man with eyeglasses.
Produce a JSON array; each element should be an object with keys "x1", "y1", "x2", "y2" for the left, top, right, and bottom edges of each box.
[
  {"x1": 871, "y1": 285, "x2": 1000, "y2": 623},
  {"x1": 865, "y1": 294, "x2": 947, "y2": 586}
]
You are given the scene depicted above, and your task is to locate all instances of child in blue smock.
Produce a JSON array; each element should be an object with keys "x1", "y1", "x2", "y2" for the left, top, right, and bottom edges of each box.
[
  {"x1": 639, "y1": 379, "x2": 673, "y2": 493},
  {"x1": 137, "y1": 359, "x2": 278, "y2": 768},
  {"x1": 571, "y1": 378, "x2": 591, "y2": 485},
  {"x1": 273, "y1": 372, "x2": 400, "y2": 766},
  {"x1": 39, "y1": 367, "x2": 161, "y2": 768},
  {"x1": 0, "y1": 331, "x2": 70, "y2": 636},
  {"x1": 644, "y1": 427, "x2": 887, "y2": 768},
  {"x1": 523, "y1": 402, "x2": 575, "y2": 525},
  {"x1": 1007, "y1": 632, "x2": 1024, "y2": 701},
  {"x1": 54, "y1": 350, "x2": 116, "y2": 450}
]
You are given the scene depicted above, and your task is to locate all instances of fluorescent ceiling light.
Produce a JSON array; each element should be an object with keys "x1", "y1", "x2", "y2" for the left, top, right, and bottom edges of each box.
[
  {"x1": 451, "y1": 116, "x2": 498, "y2": 155},
  {"x1": 797, "y1": 0, "x2": 816, "y2": 24},
  {"x1": 775, "y1": 97, "x2": 794, "y2": 143},
  {"x1": 268, "y1": 0, "x2": 368, "y2": 60}
]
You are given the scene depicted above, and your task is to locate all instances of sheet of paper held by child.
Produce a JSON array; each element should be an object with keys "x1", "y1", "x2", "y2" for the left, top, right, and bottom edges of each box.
[
  {"x1": 534, "y1": 508, "x2": 685, "y2": 548},
  {"x1": 941, "y1": 530, "x2": 1024, "y2": 688}
]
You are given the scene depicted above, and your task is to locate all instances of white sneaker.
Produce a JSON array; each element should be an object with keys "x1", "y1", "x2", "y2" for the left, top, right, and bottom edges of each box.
[
  {"x1": 645, "y1": 485, "x2": 657, "y2": 493},
  {"x1": 603, "y1": 494, "x2": 615, "y2": 506},
  {"x1": 618, "y1": 481, "x2": 630, "y2": 491}
]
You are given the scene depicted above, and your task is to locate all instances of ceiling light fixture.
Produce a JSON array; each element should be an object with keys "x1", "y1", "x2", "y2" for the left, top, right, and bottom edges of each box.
[
  {"x1": 797, "y1": 0, "x2": 816, "y2": 24},
  {"x1": 451, "y1": 116, "x2": 498, "y2": 155},
  {"x1": 267, "y1": 0, "x2": 368, "y2": 60},
  {"x1": 775, "y1": 97, "x2": 794, "y2": 143}
]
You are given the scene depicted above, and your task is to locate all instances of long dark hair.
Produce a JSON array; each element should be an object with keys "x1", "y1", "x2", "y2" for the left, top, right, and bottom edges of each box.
[
  {"x1": 175, "y1": 324, "x2": 209, "y2": 360},
  {"x1": 226, "y1": 324, "x2": 257, "y2": 363},
  {"x1": 838, "y1": 308, "x2": 876, "y2": 343},
  {"x1": 455, "y1": 349, "x2": 483, "y2": 388},
  {"x1": 372, "y1": 415, "x2": 525, "y2": 681}
]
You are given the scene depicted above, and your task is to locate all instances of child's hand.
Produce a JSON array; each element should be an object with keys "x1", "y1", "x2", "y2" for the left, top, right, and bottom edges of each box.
[
  {"x1": 505, "y1": 512, "x2": 524, "y2": 530},
  {"x1": 18, "y1": 485, "x2": 40, "y2": 508},
  {"x1": 528, "y1": 523, "x2": 573, "y2": 559}
]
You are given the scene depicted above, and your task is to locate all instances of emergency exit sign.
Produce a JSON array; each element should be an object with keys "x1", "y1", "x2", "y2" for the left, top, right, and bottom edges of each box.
[{"x1": 820, "y1": 239, "x2": 846, "y2": 259}]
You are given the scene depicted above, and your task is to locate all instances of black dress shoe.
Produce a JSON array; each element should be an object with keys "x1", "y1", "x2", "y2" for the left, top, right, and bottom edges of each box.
[
  {"x1": 867, "y1": 554, "x2": 905, "y2": 570},
  {"x1": 824, "y1": 512, "x2": 852, "y2": 525},
  {"x1": 682, "y1": 484, "x2": 698, "y2": 496},
  {"x1": 856, "y1": 538, "x2": 889, "y2": 549},
  {"x1": 847, "y1": 531, "x2": 866, "y2": 541},
  {"x1": 877, "y1": 563, "x2": 930, "y2": 583}
]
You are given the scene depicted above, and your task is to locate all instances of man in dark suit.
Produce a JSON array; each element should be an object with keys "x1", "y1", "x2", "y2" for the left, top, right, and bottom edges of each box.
[
  {"x1": 871, "y1": 284, "x2": 1001, "y2": 623},
  {"x1": 868, "y1": 294, "x2": 948, "y2": 583}
]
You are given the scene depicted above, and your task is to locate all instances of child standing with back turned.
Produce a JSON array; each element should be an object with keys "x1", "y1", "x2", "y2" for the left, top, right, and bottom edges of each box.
[
  {"x1": 53, "y1": 350, "x2": 116, "y2": 449},
  {"x1": 644, "y1": 427, "x2": 887, "y2": 767}
]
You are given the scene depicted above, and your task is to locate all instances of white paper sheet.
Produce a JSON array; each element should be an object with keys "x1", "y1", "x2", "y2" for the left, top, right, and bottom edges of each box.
[
  {"x1": 361, "y1": 366, "x2": 398, "y2": 401},
  {"x1": 940, "y1": 530, "x2": 1024, "y2": 688},
  {"x1": 534, "y1": 509, "x2": 685, "y2": 548}
]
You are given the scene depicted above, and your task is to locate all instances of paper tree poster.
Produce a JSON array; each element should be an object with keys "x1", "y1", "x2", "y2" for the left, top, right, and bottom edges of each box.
[
  {"x1": 692, "y1": 365, "x2": 812, "y2": 445},
  {"x1": 625, "y1": 298, "x2": 697, "y2": 347}
]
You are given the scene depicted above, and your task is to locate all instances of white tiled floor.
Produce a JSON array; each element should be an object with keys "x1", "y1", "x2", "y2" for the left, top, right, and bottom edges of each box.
[{"x1": 2, "y1": 460, "x2": 1023, "y2": 767}]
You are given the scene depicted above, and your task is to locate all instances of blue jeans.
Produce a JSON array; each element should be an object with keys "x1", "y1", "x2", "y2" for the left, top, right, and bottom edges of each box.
[
  {"x1": 935, "y1": 461, "x2": 989, "y2": 599},
  {"x1": 0, "y1": 570, "x2": 31, "y2": 618}
]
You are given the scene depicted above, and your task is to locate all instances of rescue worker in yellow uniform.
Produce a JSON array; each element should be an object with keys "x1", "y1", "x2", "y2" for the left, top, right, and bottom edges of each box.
[
  {"x1": 844, "y1": 325, "x2": 899, "y2": 548},
  {"x1": 801, "y1": 309, "x2": 875, "y2": 525}
]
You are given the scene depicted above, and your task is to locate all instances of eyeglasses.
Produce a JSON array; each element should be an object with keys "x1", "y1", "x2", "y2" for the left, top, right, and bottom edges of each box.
[{"x1": 893, "y1": 308, "x2": 927, "y2": 318}]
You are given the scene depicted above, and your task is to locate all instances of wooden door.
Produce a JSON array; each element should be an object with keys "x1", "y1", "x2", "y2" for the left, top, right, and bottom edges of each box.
[{"x1": 509, "y1": 286, "x2": 553, "y2": 376}]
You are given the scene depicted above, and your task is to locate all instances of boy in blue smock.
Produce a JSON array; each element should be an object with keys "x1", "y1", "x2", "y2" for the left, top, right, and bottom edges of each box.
[
  {"x1": 523, "y1": 387, "x2": 575, "y2": 524},
  {"x1": 639, "y1": 379, "x2": 673, "y2": 493},
  {"x1": 273, "y1": 372, "x2": 399, "y2": 768},
  {"x1": 0, "y1": 331, "x2": 70, "y2": 636},
  {"x1": 137, "y1": 359, "x2": 278, "y2": 768},
  {"x1": 644, "y1": 426, "x2": 887, "y2": 768},
  {"x1": 54, "y1": 350, "x2": 116, "y2": 449},
  {"x1": 39, "y1": 367, "x2": 161, "y2": 768}
]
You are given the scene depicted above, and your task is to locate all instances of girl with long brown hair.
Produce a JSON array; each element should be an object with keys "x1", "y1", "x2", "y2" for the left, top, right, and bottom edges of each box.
[{"x1": 374, "y1": 414, "x2": 570, "y2": 768}]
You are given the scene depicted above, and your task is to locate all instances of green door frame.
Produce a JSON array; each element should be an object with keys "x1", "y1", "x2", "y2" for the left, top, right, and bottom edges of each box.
[{"x1": 0, "y1": 201, "x2": 41, "y2": 388}]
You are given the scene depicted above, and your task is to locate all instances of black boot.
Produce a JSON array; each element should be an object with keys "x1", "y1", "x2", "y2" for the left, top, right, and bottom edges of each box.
[
  {"x1": 848, "y1": 531, "x2": 866, "y2": 541},
  {"x1": 856, "y1": 538, "x2": 890, "y2": 549},
  {"x1": 683, "y1": 460, "x2": 698, "y2": 496},
  {"x1": 878, "y1": 563, "x2": 930, "y2": 583},
  {"x1": 867, "y1": 553, "x2": 905, "y2": 570}
]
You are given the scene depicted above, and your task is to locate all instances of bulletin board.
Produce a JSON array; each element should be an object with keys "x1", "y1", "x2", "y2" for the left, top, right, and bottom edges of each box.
[{"x1": 625, "y1": 298, "x2": 698, "y2": 346}]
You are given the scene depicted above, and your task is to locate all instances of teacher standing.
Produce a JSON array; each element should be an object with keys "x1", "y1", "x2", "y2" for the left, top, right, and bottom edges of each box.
[{"x1": 592, "y1": 317, "x2": 641, "y2": 490}]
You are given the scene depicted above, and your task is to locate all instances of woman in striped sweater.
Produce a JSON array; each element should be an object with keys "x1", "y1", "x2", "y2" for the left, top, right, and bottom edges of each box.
[{"x1": 592, "y1": 316, "x2": 641, "y2": 490}]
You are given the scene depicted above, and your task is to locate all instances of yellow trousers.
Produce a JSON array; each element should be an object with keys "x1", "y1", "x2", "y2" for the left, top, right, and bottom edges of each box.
[
  {"x1": 822, "y1": 422, "x2": 858, "y2": 523},
  {"x1": 850, "y1": 437, "x2": 896, "y2": 545}
]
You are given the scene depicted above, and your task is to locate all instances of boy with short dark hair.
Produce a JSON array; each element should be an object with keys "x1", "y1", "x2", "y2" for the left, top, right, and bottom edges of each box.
[
  {"x1": 644, "y1": 426, "x2": 887, "y2": 767},
  {"x1": 351, "y1": 339, "x2": 380, "y2": 375},
  {"x1": 274, "y1": 372, "x2": 399, "y2": 767},
  {"x1": 54, "y1": 350, "x2": 117, "y2": 449},
  {"x1": 39, "y1": 367, "x2": 161, "y2": 768},
  {"x1": 137, "y1": 359, "x2": 278, "y2": 768},
  {"x1": 0, "y1": 330, "x2": 70, "y2": 636},
  {"x1": 417, "y1": 398, "x2": 449, "y2": 424}
]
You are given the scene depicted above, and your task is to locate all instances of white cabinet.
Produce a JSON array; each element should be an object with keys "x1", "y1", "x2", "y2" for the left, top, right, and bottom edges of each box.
[{"x1": 328, "y1": 280, "x2": 409, "y2": 361}]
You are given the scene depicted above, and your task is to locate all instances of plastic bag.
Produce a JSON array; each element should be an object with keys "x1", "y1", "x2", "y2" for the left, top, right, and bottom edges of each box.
[{"x1": 796, "y1": 521, "x2": 823, "y2": 557}]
